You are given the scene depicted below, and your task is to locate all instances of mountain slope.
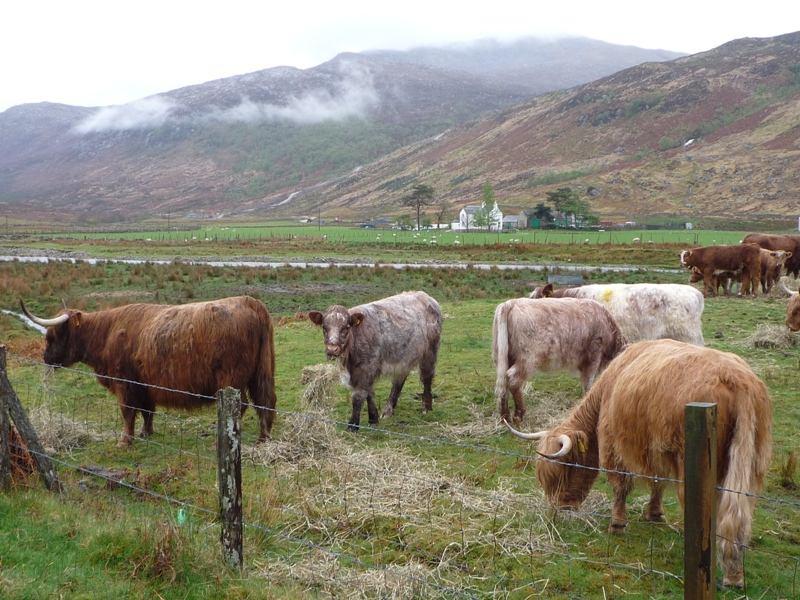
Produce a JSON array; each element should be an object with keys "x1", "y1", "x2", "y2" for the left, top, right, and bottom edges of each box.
[
  {"x1": 291, "y1": 32, "x2": 800, "y2": 223},
  {"x1": 0, "y1": 37, "x2": 684, "y2": 222}
]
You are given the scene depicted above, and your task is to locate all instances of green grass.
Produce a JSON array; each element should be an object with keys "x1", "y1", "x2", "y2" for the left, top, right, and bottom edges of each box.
[{"x1": 1, "y1": 243, "x2": 799, "y2": 598}]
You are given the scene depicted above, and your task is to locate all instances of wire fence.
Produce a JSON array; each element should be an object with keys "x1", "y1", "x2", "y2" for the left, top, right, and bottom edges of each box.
[{"x1": 3, "y1": 354, "x2": 799, "y2": 599}]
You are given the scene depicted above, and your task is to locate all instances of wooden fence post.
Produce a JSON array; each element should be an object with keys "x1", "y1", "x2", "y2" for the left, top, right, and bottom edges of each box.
[
  {"x1": 217, "y1": 386, "x2": 242, "y2": 570},
  {"x1": 684, "y1": 402, "x2": 717, "y2": 600},
  {"x1": 0, "y1": 345, "x2": 61, "y2": 492},
  {"x1": 0, "y1": 348, "x2": 10, "y2": 491}
]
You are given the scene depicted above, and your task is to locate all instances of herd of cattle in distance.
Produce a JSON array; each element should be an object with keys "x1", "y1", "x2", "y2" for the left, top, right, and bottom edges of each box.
[{"x1": 19, "y1": 231, "x2": 800, "y2": 589}]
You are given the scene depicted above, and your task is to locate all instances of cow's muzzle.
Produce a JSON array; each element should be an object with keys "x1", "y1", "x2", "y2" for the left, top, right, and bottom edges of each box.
[{"x1": 325, "y1": 344, "x2": 342, "y2": 358}]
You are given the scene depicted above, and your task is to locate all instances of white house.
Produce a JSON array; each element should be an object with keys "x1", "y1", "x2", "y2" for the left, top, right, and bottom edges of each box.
[{"x1": 453, "y1": 202, "x2": 503, "y2": 232}]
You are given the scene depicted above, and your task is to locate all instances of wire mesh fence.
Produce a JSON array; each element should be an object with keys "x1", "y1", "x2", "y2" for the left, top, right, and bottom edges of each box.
[{"x1": 2, "y1": 353, "x2": 799, "y2": 599}]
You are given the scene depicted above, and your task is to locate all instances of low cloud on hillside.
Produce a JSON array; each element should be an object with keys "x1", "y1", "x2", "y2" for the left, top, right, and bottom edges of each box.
[{"x1": 73, "y1": 66, "x2": 379, "y2": 133}]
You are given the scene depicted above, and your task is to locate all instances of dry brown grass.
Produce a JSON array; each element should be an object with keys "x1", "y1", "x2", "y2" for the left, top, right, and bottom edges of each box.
[
  {"x1": 746, "y1": 323, "x2": 797, "y2": 349},
  {"x1": 245, "y1": 367, "x2": 609, "y2": 596}
]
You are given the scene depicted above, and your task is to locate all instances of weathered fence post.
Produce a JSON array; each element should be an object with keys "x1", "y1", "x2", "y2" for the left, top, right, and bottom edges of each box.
[
  {"x1": 0, "y1": 348, "x2": 10, "y2": 491},
  {"x1": 684, "y1": 402, "x2": 717, "y2": 600},
  {"x1": 217, "y1": 386, "x2": 242, "y2": 569},
  {"x1": 0, "y1": 345, "x2": 61, "y2": 492}
]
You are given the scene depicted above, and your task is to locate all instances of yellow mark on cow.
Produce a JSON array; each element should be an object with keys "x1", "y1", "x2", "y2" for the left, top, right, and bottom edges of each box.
[
  {"x1": 577, "y1": 438, "x2": 587, "y2": 453},
  {"x1": 600, "y1": 290, "x2": 614, "y2": 304}
]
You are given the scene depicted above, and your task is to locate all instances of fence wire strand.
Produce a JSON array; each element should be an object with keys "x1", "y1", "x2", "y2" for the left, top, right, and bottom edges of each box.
[{"x1": 4, "y1": 353, "x2": 799, "y2": 598}]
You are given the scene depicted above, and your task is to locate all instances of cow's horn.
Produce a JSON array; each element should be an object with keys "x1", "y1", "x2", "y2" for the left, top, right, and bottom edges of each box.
[
  {"x1": 19, "y1": 300, "x2": 70, "y2": 327},
  {"x1": 537, "y1": 434, "x2": 574, "y2": 459},
  {"x1": 780, "y1": 281, "x2": 798, "y2": 297},
  {"x1": 503, "y1": 418, "x2": 547, "y2": 441}
]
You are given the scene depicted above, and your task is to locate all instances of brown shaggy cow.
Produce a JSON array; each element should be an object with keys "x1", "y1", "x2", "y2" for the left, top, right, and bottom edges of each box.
[
  {"x1": 493, "y1": 297, "x2": 626, "y2": 423},
  {"x1": 505, "y1": 339, "x2": 773, "y2": 588},
  {"x1": 308, "y1": 291, "x2": 442, "y2": 431},
  {"x1": 781, "y1": 281, "x2": 800, "y2": 330},
  {"x1": 743, "y1": 232, "x2": 800, "y2": 278},
  {"x1": 680, "y1": 243, "x2": 762, "y2": 297},
  {"x1": 22, "y1": 296, "x2": 277, "y2": 447}
]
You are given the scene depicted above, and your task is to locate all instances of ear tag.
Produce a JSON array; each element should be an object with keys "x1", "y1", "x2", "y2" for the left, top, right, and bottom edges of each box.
[
  {"x1": 74, "y1": 314, "x2": 81, "y2": 327},
  {"x1": 577, "y1": 438, "x2": 586, "y2": 453}
]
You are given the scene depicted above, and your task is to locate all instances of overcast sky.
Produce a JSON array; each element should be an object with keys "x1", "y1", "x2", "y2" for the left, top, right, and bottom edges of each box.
[{"x1": 2, "y1": 0, "x2": 798, "y2": 113}]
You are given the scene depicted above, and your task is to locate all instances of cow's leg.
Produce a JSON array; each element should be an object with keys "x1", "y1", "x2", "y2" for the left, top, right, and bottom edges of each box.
[
  {"x1": 118, "y1": 398, "x2": 137, "y2": 448},
  {"x1": 645, "y1": 483, "x2": 666, "y2": 522},
  {"x1": 506, "y1": 363, "x2": 527, "y2": 423},
  {"x1": 247, "y1": 380, "x2": 277, "y2": 443},
  {"x1": 703, "y1": 272, "x2": 716, "y2": 297},
  {"x1": 382, "y1": 375, "x2": 407, "y2": 418},
  {"x1": 348, "y1": 388, "x2": 367, "y2": 431},
  {"x1": 607, "y1": 471, "x2": 634, "y2": 533},
  {"x1": 140, "y1": 405, "x2": 155, "y2": 438},
  {"x1": 365, "y1": 386, "x2": 380, "y2": 427},
  {"x1": 418, "y1": 348, "x2": 438, "y2": 413}
]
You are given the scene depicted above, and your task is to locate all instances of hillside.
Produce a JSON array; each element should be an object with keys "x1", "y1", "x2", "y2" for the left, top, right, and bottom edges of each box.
[
  {"x1": 0, "y1": 37, "x2": 683, "y2": 223},
  {"x1": 294, "y1": 32, "x2": 800, "y2": 224}
]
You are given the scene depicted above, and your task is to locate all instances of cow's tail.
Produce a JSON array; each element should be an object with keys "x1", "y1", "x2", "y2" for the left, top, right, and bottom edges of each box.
[
  {"x1": 254, "y1": 308, "x2": 278, "y2": 441},
  {"x1": 492, "y1": 301, "x2": 511, "y2": 416},
  {"x1": 716, "y1": 380, "x2": 772, "y2": 586}
]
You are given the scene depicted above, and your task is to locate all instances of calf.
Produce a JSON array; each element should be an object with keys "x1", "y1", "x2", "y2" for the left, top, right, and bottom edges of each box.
[
  {"x1": 530, "y1": 282, "x2": 704, "y2": 346},
  {"x1": 689, "y1": 266, "x2": 737, "y2": 296},
  {"x1": 308, "y1": 291, "x2": 442, "y2": 431},
  {"x1": 493, "y1": 297, "x2": 626, "y2": 423},
  {"x1": 680, "y1": 243, "x2": 762, "y2": 297}
]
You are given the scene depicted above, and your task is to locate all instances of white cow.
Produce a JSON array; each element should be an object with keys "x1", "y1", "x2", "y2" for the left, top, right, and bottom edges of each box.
[{"x1": 530, "y1": 283, "x2": 704, "y2": 346}]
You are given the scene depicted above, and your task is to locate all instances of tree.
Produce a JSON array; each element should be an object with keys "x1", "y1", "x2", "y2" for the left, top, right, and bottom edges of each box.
[
  {"x1": 434, "y1": 199, "x2": 452, "y2": 228},
  {"x1": 545, "y1": 187, "x2": 595, "y2": 227},
  {"x1": 402, "y1": 184, "x2": 435, "y2": 231},
  {"x1": 471, "y1": 206, "x2": 489, "y2": 229},
  {"x1": 533, "y1": 202, "x2": 553, "y2": 225}
]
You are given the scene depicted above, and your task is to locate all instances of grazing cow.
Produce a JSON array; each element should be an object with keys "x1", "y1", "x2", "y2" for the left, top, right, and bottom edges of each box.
[
  {"x1": 505, "y1": 339, "x2": 772, "y2": 588},
  {"x1": 21, "y1": 296, "x2": 277, "y2": 447},
  {"x1": 529, "y1": 282, "x2": 704, "y2": 346},
  {"x1": 743, "y1": 232, "x2": 800, "y2": 278},
  {"x1": 308, "y1": 291, "x2": 442, "y2": 431},
  {"x1": 679, "y1": 243, "x2": 762, "y2": 297},
  {"x1": 493, "y1": 297, "x2": 626, "y2": 423},
  {"x1": 780, "y1": 281, "x2": 800, "y2": 330}
]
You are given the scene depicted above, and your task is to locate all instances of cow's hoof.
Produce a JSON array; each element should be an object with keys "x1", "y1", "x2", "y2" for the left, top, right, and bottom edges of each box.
[
  {"x1": 645, "y1": 511, "x2": 665, "y2": 522},
  {"x1": 608, "y1": 522, "x2": 627, "y2": 534},
  {"x1": 722, "y1": 573, "x2": 744, "y2": 588},
  {"x1": 347, "y1": 423, "x2": 360, "y2": 432},
  {"x1": 117, "y1": 437, "x2": 133, "y2": 448}
]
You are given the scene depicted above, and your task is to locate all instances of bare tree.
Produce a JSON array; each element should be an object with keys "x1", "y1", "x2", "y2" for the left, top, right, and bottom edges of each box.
[{"x1": 402, "y1": 184, "x2": 435, "y2": 231}]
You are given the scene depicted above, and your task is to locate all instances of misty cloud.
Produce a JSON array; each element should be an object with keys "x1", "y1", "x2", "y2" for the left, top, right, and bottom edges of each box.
[
  {"x1": 73, "y1": 96, "x2": 176, "y2": 133},
  {"x1": 71, "y1": 64, "x2": 380, "y2": 134},
  {"x1": 210, "y1": 67, "x2": 380, "y2": 125}
]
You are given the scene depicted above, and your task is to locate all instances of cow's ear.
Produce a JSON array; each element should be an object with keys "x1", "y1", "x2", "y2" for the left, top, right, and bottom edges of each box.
[
  {"x1": 787, "y1": 252, "x2": 794, "y2": 258},
  {"x1": 72, "y1": 311, "x2": 82, "y2": 328},
  {"x1": 349, "y1": 312, "x2": 365, "y2": 328},
  {"x1": 543, "y1": 283, "x2": 554, "y2": 297},
  {"x1": 308, "y1": 311, "x2": 324, "y2": 326}
]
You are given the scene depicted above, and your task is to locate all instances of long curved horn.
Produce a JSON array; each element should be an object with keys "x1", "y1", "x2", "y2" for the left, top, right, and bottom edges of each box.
[
  {"x1": 537, "y1": 434, "x2": 574, "y2": 459},
  {"x1": 20, "y1": 299, "x2": 70, "y2": 327},
  {"x1": 780, "y1": 280, "x2": 797, "y2": 297},
  {"x1": 503, "y1": 418, "x2": 547, "y2": 441}
]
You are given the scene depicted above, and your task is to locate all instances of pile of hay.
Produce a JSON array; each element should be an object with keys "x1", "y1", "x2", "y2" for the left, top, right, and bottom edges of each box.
[
  {"x1": 746, "y1": 323, "x2": 797, "y2": 349},
  {"x1": 28, "y1": 406, "x2": 112, "y2": 453},
  {"x1": 246, "y1": 363, "x2": 342, "y2": 464}
]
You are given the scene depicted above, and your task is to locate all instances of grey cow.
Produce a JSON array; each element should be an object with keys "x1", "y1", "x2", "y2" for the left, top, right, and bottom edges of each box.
[{"x1": 309, "y1": 291, "x2": 443, "y2": 431}]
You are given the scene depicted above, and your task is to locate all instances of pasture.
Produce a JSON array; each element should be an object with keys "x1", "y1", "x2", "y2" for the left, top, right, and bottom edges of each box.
[{"x1": 0, "y1": 235, "x2": 799, "y2": 599}]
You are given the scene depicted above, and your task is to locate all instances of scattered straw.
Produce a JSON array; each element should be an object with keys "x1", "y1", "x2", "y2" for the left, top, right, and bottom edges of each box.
[{"x1": 746, "y1": 323, "x2": 797, "y2": 349}]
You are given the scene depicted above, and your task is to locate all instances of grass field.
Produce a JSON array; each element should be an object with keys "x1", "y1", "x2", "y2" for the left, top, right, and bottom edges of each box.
[{"x1": 0, "y1": 236, "x2": 799, "y2": 599}]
